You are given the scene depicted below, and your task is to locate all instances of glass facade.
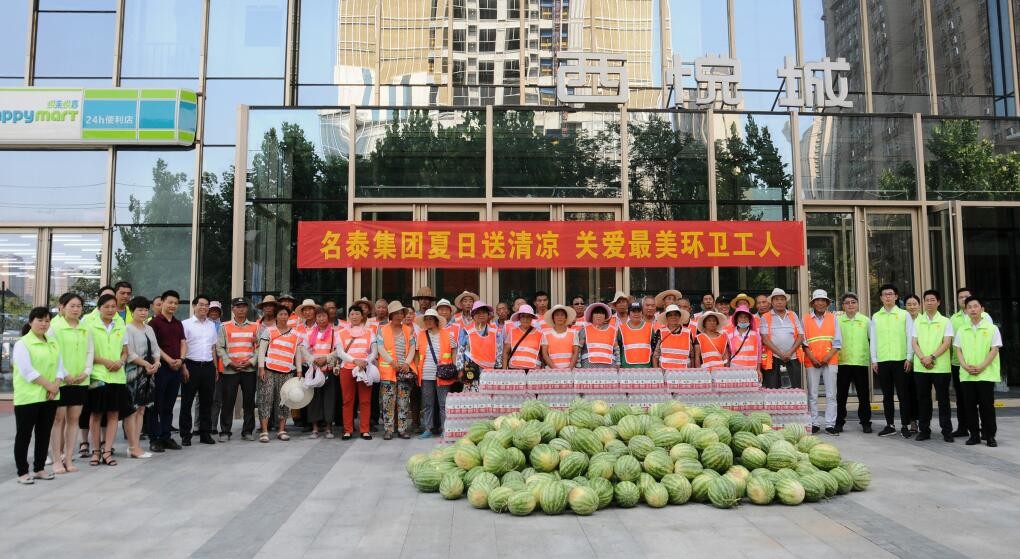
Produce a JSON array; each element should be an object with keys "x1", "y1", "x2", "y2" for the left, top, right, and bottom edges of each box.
[{"x1": 1, "y1": 0, "x2": 1020, "y2": 385}]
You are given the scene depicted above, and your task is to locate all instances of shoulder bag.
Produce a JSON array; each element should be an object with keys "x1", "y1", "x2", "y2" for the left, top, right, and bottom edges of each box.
[{"x1": 427, "y1": 331, "x2": 459, "y2": 380}]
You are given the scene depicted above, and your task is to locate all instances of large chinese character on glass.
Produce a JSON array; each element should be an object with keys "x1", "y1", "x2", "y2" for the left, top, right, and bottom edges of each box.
[{"x1": 556, "y1": 52, "x2": 629, "y2": 104}]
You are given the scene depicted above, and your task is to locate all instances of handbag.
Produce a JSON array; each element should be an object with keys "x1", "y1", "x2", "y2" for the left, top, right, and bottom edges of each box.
[
  {"x1": 427, "y1": 331, "x2": 458, "y2": 380},
  {"x1": 133, "y1": 333, "x2": 155, "y2": 406}
]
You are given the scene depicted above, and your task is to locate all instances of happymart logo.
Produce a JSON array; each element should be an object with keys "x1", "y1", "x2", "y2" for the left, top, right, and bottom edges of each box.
[{"x1": 0, "y1": 98, "x2": 80, "y2": 125}]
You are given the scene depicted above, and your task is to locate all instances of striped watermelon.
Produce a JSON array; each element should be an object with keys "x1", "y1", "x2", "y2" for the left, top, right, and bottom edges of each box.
[
  {"x1": 614, "y1": 455, "x2": 642, "y2": 482},
  {"x1": 664, "y1": 411, "x2": 691, "y2": 429},
  {"x1": 628, "y1": 435, "x2": 657, "y2": 460},
  {"x1": 745, "y1": 476, "x2": 775, "y2": 505},
  {"x1": 700, "y1": 442, "x2": 734, "y2": 473},
  {"x1": 506, "y1": 447, "x2": 527, "y2": 471},
  {"x1": 643, "y1": 450, "x2": 674, "y2": 480},
  {"x1": 741, "y1": 447, "x2": 767, "y2": 470},
  {"x1": 571, "y1": 428, "x2": 604, "y2": 456},
  {"x1": 413, "y1": 466, "x2": 443, "y2": 493},
  {"x1": 614, "y1": 481, "x2": 640, "y2": 508},
  {"x1": 691, "y1": 429, "x2": 720, "y2": 451},
  {"x1": 843, "y1": 461, "x2": 871, "y2": 491},
  {"x1": 467, "y1": 484, "x2": 491, "y2": 508},
  {"x1": 808, "y1": 443, "x2": 842, "y2": 471},
  {"x1": 568, "y1": 486, "x2": 600, "y2": 515},
  {"x1": 508, "y1": 491, "x2": 537, "y2": 516},
  {"x1": 661, "y1": 473, "x2": 693, "y2": 505},
  {"x1": 616, "y1": 415, "x2": 644, "y2": 441},
  {"x1": 483, "y1": 447, "x2": 510, "y2": 475},
  {"x1": 440, "y1": 472, "x2": 465, "y2": 499},
  {"x1": 604, "y1": 439, "x2": 629, "y2": 457},
  {"x1": 707, "y1": 476, "x2": 740, "y2": 509},
  {"x1": 520, "y1": 399, "x2": 548, "y2": 421},
  {"x1": 644, "y1": 482, "x2": 670, "y2": 508},
  {"x1": 487, "y1": 486, "x2": 515, "y2": 512},
  {"x1": 669, "y1": 443, "x2": 700, "y2": 462},
  {"x1": 766, "y1": 447, "x2": 798, "y2": 471},
  {"x1": 678, "y1": 423, "x2": 701, "y2": 444},
  {"x1": 558, "y1": 451, "x2": 589, "y2": 479},
  {"x1": 651, "y1": 427, "x2": 684, "y2": 448},
  {"x1": 539, "y1": 481, "x2": 568, "y2": 514},
  {"x1": 674, "y1": 458, "x2": 704, "y2": 480},
  {"x1": 530, "y1": 444, "x2": 560, "y2": 472},
  {"x1": 594, "y1": 426, "x2": 618, "y2": 445},
  {"x1": 588, "y1": 477, "x2": 614, "y2": 509},
  {"x1": 800, "y1": 473, "x2": 827, "y2": 502},
  {"x1": 775, "y1": 478, "x2": 805, "y2": 505},
  {"x1": 406, "y1": 453, "x2": 429, "y2": 476},
  {"x1": 691, "y1": 471, "x2": 720, "y2": 502},
  {"x1": 829, "y1": 466, "x2": 854, "y2": 495},
  {"x1": 731, "y1": 431, "x2": 760, "y2": 455}
]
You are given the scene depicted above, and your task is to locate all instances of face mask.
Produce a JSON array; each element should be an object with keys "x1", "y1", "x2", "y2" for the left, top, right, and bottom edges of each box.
[{"x1": 737, "y1": 321, "x2": 750, "y2": 329}]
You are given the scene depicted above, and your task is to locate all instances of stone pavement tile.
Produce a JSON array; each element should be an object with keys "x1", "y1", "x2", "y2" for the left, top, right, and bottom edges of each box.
[{"x1": 575, "y1": 511, "x2": 645, "y2": 558}]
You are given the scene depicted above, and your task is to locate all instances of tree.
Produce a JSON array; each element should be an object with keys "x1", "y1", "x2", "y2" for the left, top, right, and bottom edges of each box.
[
  {"x1": 715, "y1": 116, "x2": 793, "y2": 220},
  {"x1": 628, "y1": 115, "x2": 709, "y2": 220}
]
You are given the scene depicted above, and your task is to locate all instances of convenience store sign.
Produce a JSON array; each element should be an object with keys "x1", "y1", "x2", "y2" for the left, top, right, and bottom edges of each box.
[{"x1": 0, "y1": 88, "x2": 197, "y2": 146}]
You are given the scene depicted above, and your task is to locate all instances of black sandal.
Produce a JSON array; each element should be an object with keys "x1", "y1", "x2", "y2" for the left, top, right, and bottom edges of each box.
[
  {"x1": 89, "y1": 450, "x2": 101, "y2": 467},
  {"x1": 361, "y1": 433, "x2": 373, "y2": 440},
  {"x1": 79, "y1": 441, "x2": 90, "y2": 459},
  {"x1": 101, "y1": 450, "x2": 117, "y2": 467},
  {"x1": 342, "y1": 433, "x2": 353, "y2": 440}
]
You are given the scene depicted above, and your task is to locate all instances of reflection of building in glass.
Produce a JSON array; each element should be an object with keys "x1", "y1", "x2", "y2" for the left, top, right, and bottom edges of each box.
[{"x1": 335, "y1": 0, "x2": 653, "y2": 107}]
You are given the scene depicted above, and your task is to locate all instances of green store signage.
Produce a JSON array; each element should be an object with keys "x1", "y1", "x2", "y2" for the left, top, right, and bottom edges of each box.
[{"x1": 0, "y1": 88, "x2": 197, "y2": 146}]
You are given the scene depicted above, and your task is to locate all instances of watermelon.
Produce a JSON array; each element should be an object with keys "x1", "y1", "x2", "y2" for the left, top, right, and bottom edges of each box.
[
  {"x1": 571, "y1": 428, "x2": 604, "y2": 456},
  {"x1": 569, "y1": 397, "x2": 593, "y2": 412},
  {"x1": 615, "y1": 455, "x2": 642, "y2": 482},
  {"x1": 502, "y1": 470, "x2": 525, "y2": 486},
  {"x1": 707, "y1": 476, "x2": 740, "y2": 509},
  {"x1": 829, "y1": 466, "x2": 854, "y2": 495},
  {"x1": 501, "y1": 478, "x2": 526, "y2": 492},
  {"x1": 406, "y1": 453, "x2": 430, "y2": 476},
  {"x1": 413, "y1": 466, "x2": 443, "y2": 493},
  {"x1": 808, "y1": 443, "x2": 842, "y2": 471},
  {"x1": 520, "y1": 467, "x2": 536, "y2": 480},
  {"x1": 454, "y1": 446, "x2": 482, "y2": 471},
  {"x1": 782, "y1": 423, "x2": 807, "y2": 443},
  {"x1": 487, "y1": 486, "x2": 515, "y2": 512},
  {"x1": 661, "y1": 473, "x2": 693, "y2": 505},
  {"x1": 588, "y1": 477, "x2": 614, "y2": 509},
  {"x1": 723, "y1": 472, "x2": 746, "y2": 498},
  {"x1": 691, "y1": 429, "x2": 720, "y2": 451},
  {"x1": 796, "y1": 435, "x2": 822, "y2": 453},
  {"x1": 664, "y1": 411, "x2": 691, "y2": 429},
  {"x1": 711, "y1": 424, "x2": 732, "y2": 446},
  {"x1": 467, "y1": 484, "x2": 491, "y2": 508},
  {"x1": 560, "y1": 479, "x2": 579, "y2": 493},
  {"x1": 616, "y1": 415, "x2": 644, "y2": 441},
  {"x1": 745, "y1": 476, "x2": 775, "y2": 505},
  {"x1": 800, "y1": 473, "x2": 827, "y2": 502},
  {"x1": 766, "y1": 447, "x2": 798, "y2": 471},
  {"x1": 741, "y1": 447, "x2": 767, "y2": 470},
  {"x1": 795, "y1": 462, "x2": 820, "y2": 477},
  {"x1": 637, "y1": 473, "x2": 657, "y2": 500},
  {"x1": 568, "y1": 409, "x2": 603, "y2": 430},
  {"x1": 538, "y1": 482, "x2": 568, "y2": 514},
  {"x1": 568, "y1": 486, "x2": 599, "y2": 516},
  {"x1": 755, "y1": 433, "x2": 776, "y2": 452},
  {"x1": 520, "y1": 399, "x2": 548, "y2": 421},
  {"x1": 728, "y1": 413, "x2": 753, "y2": 434},
  {"x1": 507, "y1": 491, "x2": 536, "y2": 516},
  {"x1": 463, "y1": 466, "x2": 486, "y2": 487},
  {"x1": 466, "y1": 421, "x2": 494, "y2": 443},
  {"x1": 548, "y1": 437, "x2": 571, "y2": 452},
  {"x1": 604, "y1": 439, "x2": 629, "y2": 457},
  {"x1": 819, "y1": 471, "x2": 839, "y2": 498},
  {"x1": 702, "y1": 412, "x2": 728, "y2": 430},
  {"x1": 669, "y1": 443, "x2": 700, "y2": 462},
  {"x1": 651, "y1": 427, "x2": 684, "y2": 449},
  {"x1": 643, "y1": 450, "x2": 674, "y2": 480},
  {"x1": 686, "y1": 405, "x2": 706, "y2": 424},
  {"x1": 537, "y1": 421, "x2": 556, "y2": 443},
  {"x1": 506, "y1": 447, "x2": 527, "y2": 471},
  {"x1": 587, "y1": 456, "x2": 617, "y2": 480},
  {"x1": 691, "y1": 471, "x2": 720, "y2": 502},
  {"x1": 440, "y1": 472, "x2": 465, "y2": 499},
  {"x1": 749, "y1": 411, "x2": 772, "y2": 428},
  {"x1": 544, "y1": 410, "x2": 568, "y2": 433},
  {"x1": 674, "y1": 458, "x2": 704, "y2": 480},
  {"x1": 614, "y1": 481, "x2": 641, "y2": 508},
  {"x1": 559, "y1": 425, "x2": 578, "y2": 442},
  {"x1": 678, "y1": 423, "x2": 701, "y2": 444},
  {"x1": 471, "y1": 472, "x2": 500, "y2": 490},
  {"x1": 700, "y1": 442, "x2": 734, "y2": 473},
  {"x1": 628, "y1": 435, "x2": 656, "y2": 460},
  {"x1": 776, "y1": 468, "x2": 800, "y2": 481},
  {"x1": 594, "y1": 426, "x2": 618, "y2": 445},
  {"x1": 731, "y1": 431, "x2": 760, "y2": 455},
  {"x1": 608, "y1": 404, "x2": 632, "y2": 425},
  {"x1": 843, "y1": 461, "x2": 871, "y2": 491},
  {"x1": 644, "y1": 482, "x2": 670, "y2": 508},
  {"x1": 775, "y1": 478, "x2": 805, "y2": 505},
  {"x1": 559, "y1": 451, "x2": 589, "y2": 479},
  {"x1": 483, "y1": 447, "x2": 510, "y2": 475},
  {"x1": 529, "y1": 444, "x2": 560, "y2": 473}
]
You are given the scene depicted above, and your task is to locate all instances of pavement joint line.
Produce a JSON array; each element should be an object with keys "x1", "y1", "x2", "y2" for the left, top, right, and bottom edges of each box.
[
  {"x1": 905, "y1": 436, "x2": 1020, "y2": 480},
  {"x1": 191, "y1": 439, "x2": 352, "y2": 558}
]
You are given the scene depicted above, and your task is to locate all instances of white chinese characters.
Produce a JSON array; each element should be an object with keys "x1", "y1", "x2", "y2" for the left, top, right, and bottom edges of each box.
[
  {"x1": 556, "y1": 52, "x2": 630, "y2": 104},
  {"x1": 777, "y1": 56, "x2": 853, "y2": 109}
]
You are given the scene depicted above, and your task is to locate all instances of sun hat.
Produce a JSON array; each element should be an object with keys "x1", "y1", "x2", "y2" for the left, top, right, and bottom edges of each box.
[
  {"x1": 730, "y1": 304, "x2": 758, "y2": 330},
  {"x1": 696, "y1": 310, "x2": 728, "y2": 331},
  {"x1": 386, "y1": 300, "x2": 406, "y2": 318},
  {"x1": 412, "y1": 287, "x2": 436, "y2": 301},
  {"x1": 280, "y1": 377, "x2": 313, "y2": 409},
  {"x1": 584, "y1": 303, "x2": 612, "y2": 323},
  {"x1": 656, "y1": 304, "x2": 690, "y2": 328},
  {"x1": 454, "y1": 291, "x2": 480, "y2": 308},
  {"x1": 415, "y1": 308, "x2": 447, "y2": 330},
  {"x1": 809, "y1": 289, "x2": 831, "y2": 304},
  {"x1": 470, "y1": 301, "x2": 494, "y2": 315},
  {"x1": 294, "y1": 298, "x2": 319, "y2": 315},
  {"x1": 611, "y1": 291, "x2": 630, "y2": 305},
  {"x1": 510, "y1": 304, "x2": 538, "y2": 322},
  {"x1": 435, "y1": 298, "x2": 455, "y2": 312},
  {"x1": 769, "y1": 288, "x2": 789, "y2": 300},
  {"x1": 544, "y1": 304, "x2": 577, "y2": 326},
  {"x1": 731, "y1": 293, "x2": 755, "y2": 309},
  {"x1": 278, "y1": 293, "x2": 296, "y2": 303},
  {"x1": 208, "y1": 301, "x2": 222, "y2": 311},
  {"x1": 256, "y1": 295, "x2": 278, "y2": 310},
  {"x1": 654, "y1": 289, "x2": 683, "y2": 308}
]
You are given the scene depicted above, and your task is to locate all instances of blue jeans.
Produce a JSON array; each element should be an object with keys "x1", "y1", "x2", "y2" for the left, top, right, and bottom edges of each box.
[{"x1": 153, "y1": 364, "x2": 181, "y2": 441}]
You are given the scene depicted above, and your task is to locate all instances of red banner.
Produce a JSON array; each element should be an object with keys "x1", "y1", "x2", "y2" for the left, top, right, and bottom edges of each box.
[{"x1": 297, "y1": 220, "x2": 805, "y2": 269}]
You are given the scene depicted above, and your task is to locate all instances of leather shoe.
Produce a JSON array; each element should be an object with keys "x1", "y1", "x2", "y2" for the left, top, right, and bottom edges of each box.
[
  {"x1": 915, "y1": 432, "x2": 931, "y2": 441},
  {"x1": 987, "y1": 438, "x2": 997, "y2": 447},
  {"x1": 965, "y1": 437, "x2": 981, "y2": 446},
  {"x1": 149, "y1": 441, "x2": 166, "y2": 453},
  {"x1": 163, "y1": 438, "x2": 182, "y2": 450},
  {"x1": 181, "y1": 438, "x2": 192, "y2": 447},
  {"x1": 200, "y1": 434, "x2": 216, "y2": 445},
  {"x1": 943, "y1": 434, "x2": 954, "y2": 443},
  {"x1": 951, "y1": 429, "x2": 969, "y2": 438}
]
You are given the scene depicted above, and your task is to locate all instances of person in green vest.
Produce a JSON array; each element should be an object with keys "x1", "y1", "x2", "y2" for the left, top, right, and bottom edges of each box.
[
  {"x1": 12, "y1": 307, "x2": 63, "y2": 485},
  {"x1": 948, "y1": 287, "x2": 991, "y2": 438},
  {"x1": 85, "y1": 293, "x2": 133, "y2": 467},
  {"x1": 954, "y1": 296, "x2": 1001, "y2": 447},
  {"x1": 48, "y1": 292, "x2": 93, "y2": 474},
  {"x1": 113, "y1": 281, "x2": 134, "y2": 324},
  {"x1": 835, "y1": 293, "x2": 872, "y2": 433},
  {"x1": 910, "y1": 289, "x2": 955, "y2": 442},
  {"x1": 869, "y1": 284, "x2": 914, "y2": 438}
]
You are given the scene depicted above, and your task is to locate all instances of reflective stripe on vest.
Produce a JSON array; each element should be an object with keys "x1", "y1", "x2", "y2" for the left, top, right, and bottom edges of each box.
[
  {"x1": 224, "y1": 321, "x2": 258, "y2": 365},
  {"x1": 728, "y1": 330, "x2": 761, "y2": 369},
  {"x1": 658, "y1": 326, "x2": 692, "y2": 369},
  {"x1": 508, "y1": 326, "x2": 542, "y2": 369},
  {"x1": 378, "y1": 325, "x2": 414, "y2": 382},
  {"x1": 338, "y1": 327, "x2": 372, "y2": 365},
  {"x1": 266, "y1": 330, "x2": 299, "y2": 373},
  {"x1": 417, "y1": 329, "x2": 453, "y2": 371},
  {"x1": 583, "y1": 325, "x2": 617, "y2": 364},
  {"x1": 803, "y1": 312, "x2": 838, "y2": 365},
  {"x1": 467, "y1": 326, "x2": 497, "y2": 369},
  {"x1": 545, "y1": 329, "x2": 575, "y2": 369},
  {"x1": 761, "y1": 310, "x2": 804, "y2": 369},
  {"x1": 698, "y1": 332, "x2": 727, "y2": 369},
  {"x1": 620, "y1": 321, "x2": 653, "y2": 366}
]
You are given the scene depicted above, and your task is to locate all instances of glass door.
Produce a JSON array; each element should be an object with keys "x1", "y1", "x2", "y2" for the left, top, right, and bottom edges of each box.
[
  {"x1": 927, "y1": 202, "x2": 956, "y2": 314},
  {"x1": 425, "y1": 206, "x2": 483, "y2": 303},
  {"x1": 494, "y1": 206, "x2": 552, "y2": 306},
  {"x1": 564, "y1": 207, "x2": 621, "y2": 304},
  {"x1": 1, "y1": 231, "x2": 39, "y2": 389},
  {"x1": 354, "y1": 206, "x2": 414, "y2": 303},
  {"x1": 48, "y1": 231, "x2": 103, "y2": 309},
  {"x1": 865, "y1": 210, "x2": 919, "y2": 310},
  {"x1": 805, "y1": 211, "x2": 857, "y2": 308}
]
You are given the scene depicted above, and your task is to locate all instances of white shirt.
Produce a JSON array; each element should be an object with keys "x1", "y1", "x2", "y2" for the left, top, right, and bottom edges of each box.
[
  {"x1": 183, "y1": 316, "x2": 218, "y2": 362},
  {"x1": 953, "y1": 321, "x2": 1003, "y2": 348},
  {"x1": 909, "y1": 312, "x2": 955, "y2": 339},
  {"x1": 12, "y1": 336, "x2": 66, "y2": 382}
]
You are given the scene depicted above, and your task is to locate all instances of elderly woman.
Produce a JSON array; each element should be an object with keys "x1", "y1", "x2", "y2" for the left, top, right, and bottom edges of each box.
[
  {"x1": 305, "y1": 307, "x2": 339, "y2": 439},
  {"x1": 503, "y1": 304, "x2": 543, "y2": 370},
  {"x1": 376, "y1": 302, "x2": 417, "y2": 440},
  {"x1": 455, "y1": 301, "x2": 504, "y2": 391},
  {"x1": 696, "y1": 311, "x2": 730, "y2": 370},
  {"x1": 415, "y1": 309, "x2": 458, "y2": 438},
  {"x1": 653, "y1": 304, "x2": 693, "y2": 369},
  {"x1": 12, "y1": 307, "x2": 62, "y2": 484},
  {"x1": 727, "y1": 304, "x2": 762, "y2": 370},
  {"x1": 257, "y1": 307, "x2": 303, "y2": 442},
  {"x1": 541, "y1": 305, "x2": 579, "y2": 369},
  {"x1": 48, "y1": 293, "x2": 92, "y2": 474},
  {"x1": 336, "y1": 304, "x2": 377, "y2": 440},
  {"x1": 578, "y1": 303, "x2": 618, "y2": 368},
  {"x1": 124, "y1": 296, "x2": 160, "y2": 459},
  {"x1": 86, "y1": 294, "x2": 132, "y2": 466}
]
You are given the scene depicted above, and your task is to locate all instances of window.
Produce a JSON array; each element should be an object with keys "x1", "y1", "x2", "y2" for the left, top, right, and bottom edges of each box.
[
  {"x1": 453, "y1": 60, "x2": 466, "y2": 85},
  {"x1": 504, "y1": 60, "x2": 520, "y2": 82},
  {"x1": 479, "y1": 29, "x2": 496, "y2": 52},
  {"x1": 480, "y1": 0, "x2": 497, "y2": 20},
  {"x1": 35, "y1": 12, "x2": 116, "y2": 78},
  {"x1": 508, "y1": 0, "x2": 521, "y2": 19},
  {"x1": 0, "y1": 151, "x2": 107, "y2": 223},
  {"x1": 0, "y1": 0, "x2": 28, "y2": 77},
  {"x1": 207, "y1": 0, "x2": 286, "y2": 78},
  {"x1": 122, "y1": 0, "x2": 203, "y2": 78},
  {"x1": 506, "y1": 27, "x2": 520, "y2": 51},
  {"x1": 479, "y1": 61, "x2": 494, "y2": 84},
  {"x1": 454, "y1": 0, "x2": 465, "y2": 19},
  {"x1": 453, "y1": 29, "x2": 466, "y2": 53}
]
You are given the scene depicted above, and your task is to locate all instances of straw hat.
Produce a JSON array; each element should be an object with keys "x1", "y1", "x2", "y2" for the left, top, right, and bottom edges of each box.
[
  {"x1": 731, "y1": 293, "x2": 755, "y2": 309},
  {"x1": 510, "y1": 304, "x2": 538, "y2": 322},
  {"x1": 610, "y1": 291, "x2": 630, "y2": 305},
  {"x1": 435, "y1": 298, "x2": 455, "y2": 312},
  {"x1": 454, "y1": 291, "x2": 480, "y2": 308},
  {"x1": 386, "y1": 300, "x2": 406, "y2": 318},
  {"x1": 470, "y1": 301, "x2": 494, "y2": 315},
  {"x1": 256, "y1": 295, "x2": 278, "y2": 310},
  {"x1": 696, "y1": 310, "x2": 728, "y2": 331},
  {"x1": 584, "y1": 302, "x2": 613, "y2": 323},
  {"x1": 544, "y1": 304, "x2": 576, "y2": 326},
  {"x1": 294, "y1": 298, "x2": 319, "y2": 315},
  {"x1": 656, "y1": 304, "x2": 690, "y2": 328},
  {"x1": 654, "y1": 289, "x2": 683, "y2": 308},
  {"x1": 412, "y1": 287, "x2": 436, "y2": 301},
  {"x1": 280, "y1": 377, "x2": 313, "y2": 409},
  {"x1": 769, "y1": 288, "x2": 789, "y2": 300},
  {"x1": 415, "y1": 308, "x2": 447, "y2": 330}
]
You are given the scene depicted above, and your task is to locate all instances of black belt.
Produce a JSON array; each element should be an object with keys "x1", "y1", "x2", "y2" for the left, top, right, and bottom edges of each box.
[{"x1": 185, "y1": 359, "x2": 214, "y2": 365}]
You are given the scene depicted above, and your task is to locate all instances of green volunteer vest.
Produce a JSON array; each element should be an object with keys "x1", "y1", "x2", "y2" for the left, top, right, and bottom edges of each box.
[
  {"x1": 50, "y1": 315, "x2": 91, "y2": 386},
  {"x1": 837, "y1": 313, "x2": 870, "y2": 366},
  {"x1": 957, "y1": 321, "x2": 1001, "y2": 383},
  {"x1": 950, "y1": 311, "x2": 990, "y2": 366},
  {"x1": 872, "y1": 306, "x2": 908, "y2": 362},
  {"x1": 13, "y1": 333, "x2": 61, "y2": 406},
  {"x1": 913, "y1": 313, "x2": 952, "y2": 373},
  {"x1": 89, "y1": 318, "x2": 127, "y2": 384}
]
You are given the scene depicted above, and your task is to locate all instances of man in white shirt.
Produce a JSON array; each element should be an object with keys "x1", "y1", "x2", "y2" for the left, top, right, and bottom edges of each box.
[{"x1": 180, "y1": 295, "x2": 218, "y2": 446}]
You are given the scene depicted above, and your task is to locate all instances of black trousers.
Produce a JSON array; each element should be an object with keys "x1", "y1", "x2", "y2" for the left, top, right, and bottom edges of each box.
[
  {"x1": 219, "y1": 371, "x2": 257, "y2": 436},
  {"x1": 877, "y1": 361, "x2": 913, "y2": 427},
  {"x1": 962, "y1": 381, "x2": 997, "y2": 439},
  {"x1": 835, "y1": 365, "x2": 871, "y2": 428},
  {"x1": 180, "y1": 360, "x2": 216, "y2": 439},
  {"x1": 14, "y1": 401, "x2": 57, "y2": 476},
  {"x1": 153, "y1": 364, "x2": 181, "y2": 441},
  {"x1": 762, "y1": 359, "x2": 803, "y2": 389},
  {"x1": 915, "y1": 373, "x2": 952, "y2": 435},
  {"x1": 951, "y1": 365, "x2": 971, "y2": 432}
]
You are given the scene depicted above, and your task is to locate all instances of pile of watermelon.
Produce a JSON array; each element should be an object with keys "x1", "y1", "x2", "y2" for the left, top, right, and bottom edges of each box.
[{"x1": 406, "y1": 398, "x2": 871, "y2": 515}]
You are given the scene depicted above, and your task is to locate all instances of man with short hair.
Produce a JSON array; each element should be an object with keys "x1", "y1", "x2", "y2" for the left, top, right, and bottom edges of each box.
[
  {"x1": 912, "y1": 289, "x2": 955, "y2": 442},
  {"x1": 760, "y1": 288, "x2": 805, "y2": 389},
  {"x1": 114, "y1": 281, "x2": 133, "y2": 323},
  {"x1": 149, "y1": 290, "x2": 186, "y2": 451},
  {"x1": 700, "y1": 293, "x2": 716, "y2": 314},
  {"x1": 715, "y1": 294, "x2": 732, "y2": 316},
  {"x1": 180, "y1": 295, "x2": 218, "y2": 445},
  {"x1": 641, "y1": 295, "x2": 658, "y2": 323},
  {"x1": 412, "y1": 287, "x2": 436, "y2": 315},
  {"x1": 217, "y1": 298, "x2": 258, "y2": 441},
  {"x1": 323, "y1": 298, "x2": 339, "y2": 326},
  {"x1": 870, "y1": 283, "x2": 914, "y2": 438},
  {"x1": 610, "y1": 291, "x2": 630, "y2": 327},
  {"x1": 803, "y1": 290, "x2": 841, "y2": 435},
  {"x1": 835, "y1": 293, "x2": 872, "y2": 434},
  {"x1": 370, "y1": 299, "x2": 389, "y2": 328},
  {"x1": 948, "y1": 287, "x2": 989, "y2": 438},
  {"x1": 532, "y1": 291, "x2": 551, "y2": 316},
  {"x1": 755, "y1": 294, "x2": 771, "y2": 317},
  {"x1": 495, "y1": 302, "x2": 511, "y2": 330}
]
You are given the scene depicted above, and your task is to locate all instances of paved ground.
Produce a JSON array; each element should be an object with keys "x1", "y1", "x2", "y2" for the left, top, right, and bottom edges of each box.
[{"x1": 2, "y1": 408, "x2": 1018, "y2": 559}]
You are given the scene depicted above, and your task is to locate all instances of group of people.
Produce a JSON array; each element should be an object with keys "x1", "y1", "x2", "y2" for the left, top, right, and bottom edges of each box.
[{"x1": 11, "y1": 281, "x2": 1003, "y2": 485}]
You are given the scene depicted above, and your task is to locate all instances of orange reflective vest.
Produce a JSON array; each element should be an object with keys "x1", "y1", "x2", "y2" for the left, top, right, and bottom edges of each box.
[
  {"x1": 619, "y1": 321, "x2": 653, "y2": 366},
  {"x1": 761, "y1": 311, "x2": 805, "y2": 369},
  {"x1": 697, "y1": 332, "x2": 728, "y2": 370},
  {"x1": 466, "y1": 325, "x2": 498, "y2": 369},
  {"x1": 417, "y1": 328, "x2": 456, "y2": 386},
  {"x1": 727, "y1": 329, "x2": 762, "y2": 369},
  {"x1": 507, "y1": 325, "x2": 542, "y2": 369},
  {"x1": 307, "y1": 327, "x2": 335, "y2": 359},
  {"x1": 378, "y1": 325, "x2": 417, "y2": 383},
  {"x1": 545, "y1": 329, "x2": 576, "y2": 369},
  {"x1": 223, "y1": 321, "x2": 258, "y2": 368},
  {"x1": 570, "y1": 319, "x2": 589, "y2": 333},
  {"x1": 803, "y1": 312, "x2": 839, "y2": 365},
  {"x1": 658, "y1": 326, "x2": 693, "y2": 369},
  {"x1": 265, "y1": 329, "x2": 300, "y2": 373},
  {"x1": 583, "y1": 325, "x2": 617, "y2": 364},
  {"x1": 337, "y1": 326, "x2": 373, "y2": 367}
]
